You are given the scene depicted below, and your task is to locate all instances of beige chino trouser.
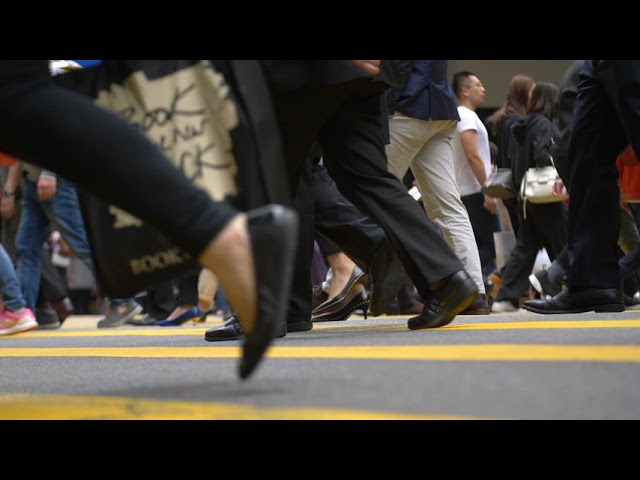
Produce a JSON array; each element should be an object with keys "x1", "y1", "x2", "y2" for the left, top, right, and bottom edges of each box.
[{"x1": 385, "y1": 113, "x2": 486, "y2": 294}]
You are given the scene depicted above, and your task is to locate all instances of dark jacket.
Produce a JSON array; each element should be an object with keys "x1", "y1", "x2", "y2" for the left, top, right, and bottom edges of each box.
[
  {"x1": 491, "y1": 115, "x2": 521, "y2": 170},
  {"x1": 552, "y1": 60, "x2": 584, "y2": 184},
  {"x1": 511, "y1": 113, "x2": 555, "y2": 194},
  {"x1": 385, "y1": 60, "x2": 459, "y2": 121},
  {"x1": 260, "y1": 60, "x2": 406, "y2": 95}
]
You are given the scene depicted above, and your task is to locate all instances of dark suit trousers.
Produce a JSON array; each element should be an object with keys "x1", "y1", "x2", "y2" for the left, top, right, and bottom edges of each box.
[
  {"x1": 271, "y1": 77, "x2": 463, "y2": 320},
  {"x1": 566, "y1": 60, "x2": 635, "y2": 291},
  {"x1": 496, "y1": 201, "x2": 568, "y2": 305},
  {"x1": 313, "y1": 162, "x2": 385, "y2": 269}
]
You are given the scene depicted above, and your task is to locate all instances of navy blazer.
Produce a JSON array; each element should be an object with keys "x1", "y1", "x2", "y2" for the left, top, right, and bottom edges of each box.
[{"x1": 386, "y1": 60, "x2": 460, "y2": 122}]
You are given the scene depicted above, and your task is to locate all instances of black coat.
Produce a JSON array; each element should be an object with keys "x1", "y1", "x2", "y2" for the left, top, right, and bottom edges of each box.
[
  {"x1": 510, "y1": 113, "x2": 555, "y2": 194},
  {"x1": 260, "y1": 60, "x2": 406, "y2": 95}
]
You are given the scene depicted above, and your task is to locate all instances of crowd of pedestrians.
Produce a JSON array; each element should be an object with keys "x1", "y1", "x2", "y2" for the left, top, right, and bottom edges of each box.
[{"x1": 2, "y1": 59, "x2": 640, "y2": 381}]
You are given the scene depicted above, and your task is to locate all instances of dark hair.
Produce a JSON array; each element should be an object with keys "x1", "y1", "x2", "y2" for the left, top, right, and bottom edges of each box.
[
  {"x1": 452, "y1": 70, "x2": 476, "y2": 99},
  {"x1": 527, "y1": 81, "x2": 558, "y2": 120},
  {"x1": 486, "y1": 74, "x2": 536, "y2": 135}
]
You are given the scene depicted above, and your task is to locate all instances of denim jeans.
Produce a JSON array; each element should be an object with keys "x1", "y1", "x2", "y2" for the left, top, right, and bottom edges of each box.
[
  {"x1": 16, "y1": 178, "x2": 93, "y2": 310},
  {"x1": 0, "y1": 242, "x2": 27, "y2": 311}
]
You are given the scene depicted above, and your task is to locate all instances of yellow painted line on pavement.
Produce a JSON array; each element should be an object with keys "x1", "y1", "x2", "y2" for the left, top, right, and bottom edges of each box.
[
  {"x1": 1, "y1": 344, "x2": 639, "y2": 362},
  {"x1": 0, "y1": 394, "x2": 485, "y2": 420},
  {"x1": 4, "y1": 319, "x2": 640, "y2": 339},
  {"x1": 448, "y1": 319, "x2": 640, "y2": 330}
]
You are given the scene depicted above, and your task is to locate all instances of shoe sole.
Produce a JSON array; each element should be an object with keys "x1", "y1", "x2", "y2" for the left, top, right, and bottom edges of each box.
[
  {"x1": 408, "y1": 276, "x2": 478, "y2": 330},
  {"x1": 522, "y1": 303, "x2": 625, "y2": 314},
  {"x1": 205, "y1": 320, "x2": 288, "y2": 342},
  {"x1": 37, "y1": 322, "x2": 62, "y2": 330},
  {"x1": 312, "y1": 296, "x2": 369, "y2": 322},
  {"x1": 2, "y1": 319, "x2": 38, "y2": 335},
  {"x1": 287, "y1": 321, "x2": 313, "y2": 332},
  {"x1": 97, "y1": 304, "x2": 143, "y2": 328},
  {"x1": 459, "y1": 307, "x2": 491, "y2": 315}
]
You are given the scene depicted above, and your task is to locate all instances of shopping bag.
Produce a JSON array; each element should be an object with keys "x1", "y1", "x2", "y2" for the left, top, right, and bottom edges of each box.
[
  {"x1": 56, "y1": 60, "x2": 289, "y2": 298},
  {"x1": 481, "y1": 168, "x2": 515, "y2": 199}
]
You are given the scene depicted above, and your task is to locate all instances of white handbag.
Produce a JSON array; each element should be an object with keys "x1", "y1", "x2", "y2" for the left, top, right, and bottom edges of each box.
[{"x1": 520, "y1": 157, "x2": 565, "y2": 218}]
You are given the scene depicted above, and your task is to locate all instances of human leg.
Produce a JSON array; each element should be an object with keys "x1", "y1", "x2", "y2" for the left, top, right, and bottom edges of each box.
[
  {"x1": 523, "y1": 61, "x2": 627, "y2": 314},
  {"x1": 0, "y1": 61, "x2": 297, "y2": 379},
  {"x1": 0, "y1": 243, "x2": 36, "y2": 336},
  {"x1": 388, "y1": 117, "x2": 486, "y2": 296},
  {"x1": 15, "y1": 181, "x2": 51, "y2": 311},
  {"x1": 317, "y1": 84, "x2": 477, "y2": 328},
  {"x1": 312, "y1": 161, "x2": 405, "y2": 315}
]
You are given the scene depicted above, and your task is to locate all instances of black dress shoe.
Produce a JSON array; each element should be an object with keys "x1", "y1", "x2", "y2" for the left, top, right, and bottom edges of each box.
[
  {"x1": 312, "y1": 265, "x2": 366, "y2": 316},
  {"x1": 238, "y1": 205, "x2": 298, "y2": 380},
  {"x1": 368, "y1": 238, "x2": 407, "y2": 317},
  {"x1": 287, "y1": 319, "x2": 313, "y2": 332},
  {"x1": 408, "y1": 270, "x2": 478, "y2": 330},
  {"x1": 205, "y1": 316, "x2": 287, "y2": 342},
  {"x1": 522, "y1": 289, "x2": 624, "y2": 314},
  {"x1": 459, "y1": 294, "x2": 491, "y2": 315},
  {"x1": 312, "y1": 290, "x2": 369, "y2": 322}
]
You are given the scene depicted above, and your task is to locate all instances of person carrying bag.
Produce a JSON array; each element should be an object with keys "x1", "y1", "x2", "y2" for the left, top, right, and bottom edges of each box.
[{"x1": 490, "y1": 81, "x2": 568, "y2": 313}]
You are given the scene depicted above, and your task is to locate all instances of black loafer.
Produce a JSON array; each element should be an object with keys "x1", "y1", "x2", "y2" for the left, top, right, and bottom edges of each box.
[
  {"x1": 312, "y1": 265, "x2": 366, "y2": 315},
  {"x1": 312, "y1": 290, "x2": 369, "y2": 322},
  {"x1": 522, "y1": 289, "x2": 624, "y2": 314},
  {"x1": 238, "y1": 205, "x2": 298, "y2": 380},
  {"x1": 408, "y1": 270, "x2": 478, "y2": 330},
  {"x1": 368, "y1": 238, "x2": 407, "y2": 317},
  {"x1": 205, "y1": 316, "x2": 287, "y2": 342},
  {"x1": 287, "y1": 319, "x2": 313, "y2": 332}
]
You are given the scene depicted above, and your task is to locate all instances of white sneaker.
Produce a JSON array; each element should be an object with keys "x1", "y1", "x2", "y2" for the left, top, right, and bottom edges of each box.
[
  {"x1": 0, "y1": 308, "x2": 38, "y2": 336},
  {"x1": 491, "y1": 300, "x2": 518, "y2": 313}
]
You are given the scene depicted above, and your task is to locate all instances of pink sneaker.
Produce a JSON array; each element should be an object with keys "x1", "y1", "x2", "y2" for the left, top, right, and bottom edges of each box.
[{"x1": 0, "y1": 308, "x2": 38, "y2": 336}]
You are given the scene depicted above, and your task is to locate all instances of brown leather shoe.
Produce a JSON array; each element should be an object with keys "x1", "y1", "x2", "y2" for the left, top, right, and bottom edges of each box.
[{"x1": 459, "y1": 294, "x2": 490, "y2": 315}]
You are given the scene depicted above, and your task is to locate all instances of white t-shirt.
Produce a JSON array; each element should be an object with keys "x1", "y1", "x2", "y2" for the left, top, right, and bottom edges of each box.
[{"x1": 452, "y1": 106, "x2": 492, "y2": 197}]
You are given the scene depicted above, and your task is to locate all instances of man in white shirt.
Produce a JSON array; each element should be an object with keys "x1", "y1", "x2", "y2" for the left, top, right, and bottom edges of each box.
[{"x1": 451, "y1": 71, "x2": 500, "y2": 298}]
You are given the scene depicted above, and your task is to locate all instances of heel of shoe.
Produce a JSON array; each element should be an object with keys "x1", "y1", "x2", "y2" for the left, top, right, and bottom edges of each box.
[
  {"x1": 312, "y1": 291, "x2": 368, "y2": 322},
  {"x1": 594, "y1": 304, "x2": 625, "y2": 313}
]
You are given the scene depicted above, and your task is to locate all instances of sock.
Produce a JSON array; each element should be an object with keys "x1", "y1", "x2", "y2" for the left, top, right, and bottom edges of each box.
[{"x1": 545, "y1": 261, "x2": 566, "y2": 283}]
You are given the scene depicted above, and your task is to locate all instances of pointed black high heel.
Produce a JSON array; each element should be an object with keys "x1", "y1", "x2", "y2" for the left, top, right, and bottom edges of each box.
[
  {"x1": 312, "y1": 265, "x2": 367, "y2": 315},
  {"x1": 238, "y1": 205, "x2": 298, "y2": 380},
  {"x1": 312, "y1": 289, "x2": 369, "y2": 322}
]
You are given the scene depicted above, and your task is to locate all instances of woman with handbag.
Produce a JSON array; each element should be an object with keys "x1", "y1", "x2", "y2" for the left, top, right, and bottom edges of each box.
[{"x1": 492, "y1": 81, "x2": 569, "y2": 312}]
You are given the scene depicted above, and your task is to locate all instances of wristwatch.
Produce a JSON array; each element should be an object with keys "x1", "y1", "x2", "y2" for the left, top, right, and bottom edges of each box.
[{"x1": 2, "y1": 190, "x2": 15, "y2": 197}]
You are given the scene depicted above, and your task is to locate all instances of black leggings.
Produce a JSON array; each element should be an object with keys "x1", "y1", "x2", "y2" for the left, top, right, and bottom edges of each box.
[{"x1": 0, "y1": 61, "x2": 237, "y2": 259}]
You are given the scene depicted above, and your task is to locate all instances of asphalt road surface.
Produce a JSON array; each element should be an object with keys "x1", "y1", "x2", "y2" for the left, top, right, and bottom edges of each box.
[{"x1": 1, "y1": 309, "x2": 639, "y2": 420}]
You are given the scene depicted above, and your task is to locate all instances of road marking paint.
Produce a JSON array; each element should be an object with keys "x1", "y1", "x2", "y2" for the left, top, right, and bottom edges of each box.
[
  {"x1": 1, "y1": 344, "x2": 639, "y2": 362},
  {"x1": 0, "y1": 394, "x2": 487, "y2": 420}
]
